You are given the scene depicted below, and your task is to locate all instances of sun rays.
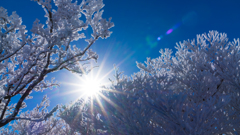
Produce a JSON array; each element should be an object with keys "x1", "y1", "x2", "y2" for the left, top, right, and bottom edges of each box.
[
  {"x1": 59, "y1": 67, "x2": 125, "y2": 124},
  {"x1": 57, "y1": 41, "x2": 136, "y2": 123}
]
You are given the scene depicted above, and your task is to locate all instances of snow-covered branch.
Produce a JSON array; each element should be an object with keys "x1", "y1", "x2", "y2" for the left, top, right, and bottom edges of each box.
[{"x1": 0, "y1": 0, "x2": 113, "y2": 127}]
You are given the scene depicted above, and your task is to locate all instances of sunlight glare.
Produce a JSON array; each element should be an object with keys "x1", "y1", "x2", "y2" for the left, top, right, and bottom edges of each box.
[{"x1": 80, "y1": 76, "x2": 102, "y2": 97}]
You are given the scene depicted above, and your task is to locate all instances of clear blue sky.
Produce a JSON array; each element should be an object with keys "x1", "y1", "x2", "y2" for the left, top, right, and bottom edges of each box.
[{"x1": 1, "y1": 0, "x2": 240, "y2": 111}]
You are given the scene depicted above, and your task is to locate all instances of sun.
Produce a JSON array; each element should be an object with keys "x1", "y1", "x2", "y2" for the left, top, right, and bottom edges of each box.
[
  {"x1": 81, "y1": 77, "x2": 102, "y2": 97},
  {"x1": 61, "y1": 69, "x2": 111, "y2": 99}
]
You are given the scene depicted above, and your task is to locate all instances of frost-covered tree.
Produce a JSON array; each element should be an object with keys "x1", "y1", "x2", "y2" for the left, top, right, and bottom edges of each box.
[
  {"x1": 2, "y1": 30, "x2": 240, "y2": 134},
  {"x1": 0, "y1": 0, "x2": 113, "y2": 127},
  {"x1": 58, "y1": 31, "x2": 240, "y2": 135}
]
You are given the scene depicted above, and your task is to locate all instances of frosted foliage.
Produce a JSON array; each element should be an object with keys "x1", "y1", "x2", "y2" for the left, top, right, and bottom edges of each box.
[
  {"x1": 0, "y1": 96, "x2": 67, "y2": 135},
  {"x1": 2, "y1": 26, "x2": 240, "y2": 134},
  {"x1": 135, "y1": 31, "x2": 240, "y2": 134},
  {"x1": 58, "y1": 99, "x2": 107, "y2": 134},
  {"x1": 56, "y1": 31, "x2": 240, "y2": 135},
  {"x1": 0, "y1": 0, "x2": 113, "y2": 127}
]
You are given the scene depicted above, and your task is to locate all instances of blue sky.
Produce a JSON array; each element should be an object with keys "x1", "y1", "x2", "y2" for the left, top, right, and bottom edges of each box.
[{"x1": 1, "y1": 0, "x2": 240, "y2": 111}]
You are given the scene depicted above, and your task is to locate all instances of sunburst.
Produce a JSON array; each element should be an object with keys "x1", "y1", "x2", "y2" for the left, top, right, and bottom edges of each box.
[
  {"x1": 58, "y1": 45, "x2": 136, "y2": 124},
  {"x1": 78, "y1": 75, "x2": 102, "y2": 97}
]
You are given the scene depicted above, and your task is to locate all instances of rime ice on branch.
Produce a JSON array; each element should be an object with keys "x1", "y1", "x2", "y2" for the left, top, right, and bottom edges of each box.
[
  {"x1": 58, "y1": 31, "x2": 240, "y2": 134},
  {"x1": 0, "y1": 0, "x2": 113, "y2": 127},
  {"x1": 2, "y1": 4, "x2": 240, "y2": 134}
]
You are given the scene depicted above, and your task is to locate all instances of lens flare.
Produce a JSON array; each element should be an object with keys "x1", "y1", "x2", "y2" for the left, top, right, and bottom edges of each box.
[
  {"x1": 157, "y1": 11, "x2": 198, "y2": 41},
  {"x1": 166, "y1": 29, "x2": 173, "y2": 35}
]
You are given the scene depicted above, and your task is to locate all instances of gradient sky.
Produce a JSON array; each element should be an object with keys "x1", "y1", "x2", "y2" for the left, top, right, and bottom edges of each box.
[{"x1": 1, "y1": 0, "x2": 240, "y2": 112}]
